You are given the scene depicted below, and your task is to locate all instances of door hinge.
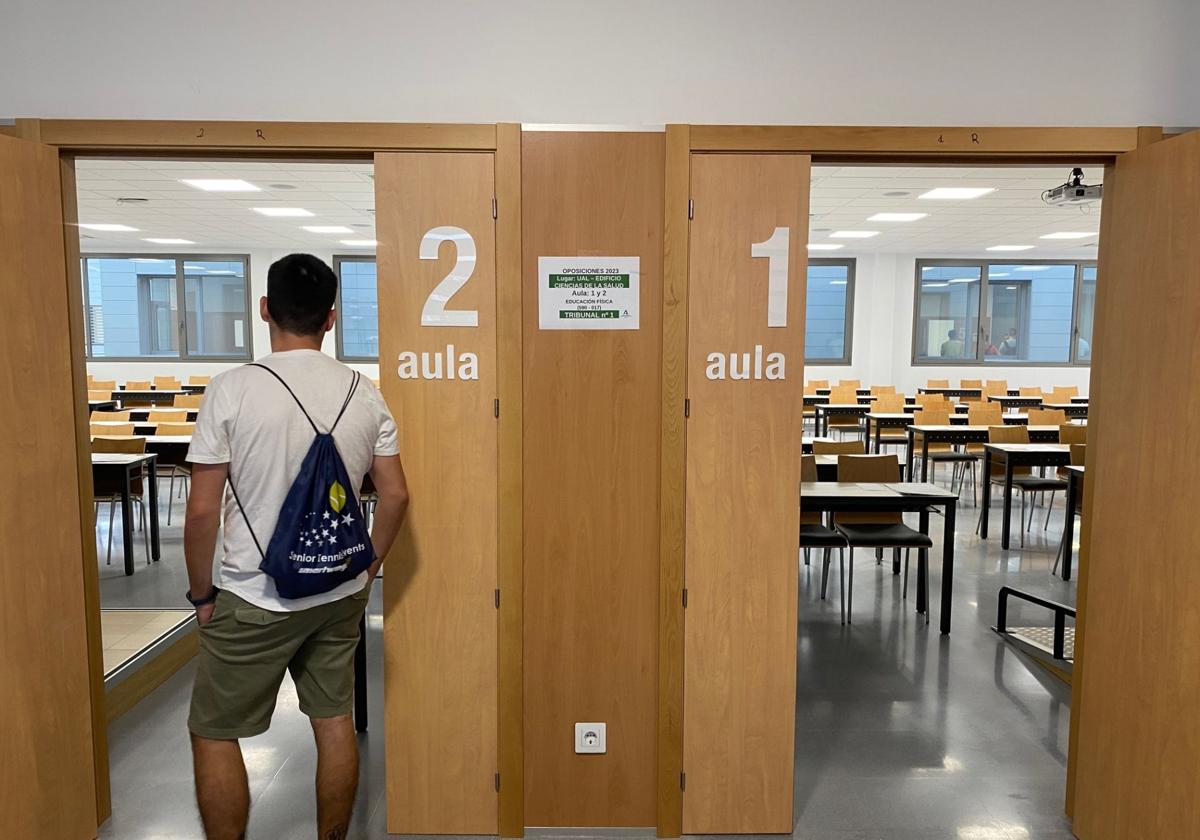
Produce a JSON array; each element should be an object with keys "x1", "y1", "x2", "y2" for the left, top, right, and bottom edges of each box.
[
  {"x1": 494, "y1": 398, "x2": 500, "y2": 418},
  {"x1": 682, "y1": 588, "x2": 688, "y2": 608},
  {"x1": 492, "y1": 197, "x2": 498, "y2": 219},
  {"x1": 687, "y1": 199, "x2": 694, "y2": 220},
  {"x1": 495, "y1": 589, "x2": 501, "y2": 609},
  {"x1": 495, "y1": 772, "x2": 501, "y2": 791},
  {"x1": 680, "y1": 772, "x2": 686, "y2": 791},
  {"x1": 684, "y1": 398, "x2": 690, "y2": 418}
]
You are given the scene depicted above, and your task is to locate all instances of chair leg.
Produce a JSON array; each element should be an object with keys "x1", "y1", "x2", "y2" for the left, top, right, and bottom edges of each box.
[
  {"x1": 803, "y1": 547, "x2": 810, "y2": 567},
  {"x1": 142, "y1": 499, "x2": 151, "y2": 565},
  {"x1": 166, "y1": 470, "x2": 176, "y2": 525},
  {"x1": 839, "y1": 551, "x2": 846, "y2": 624},
  {"x1": 902, "y1": 548, "x2": 910, "y2": 600},
  {"x1": 1019, "y1": 491, "x2": 1026, "y2": 548},
  {"x1": 1053, "y1": 531, "x2": 1065, "y2": 576},
  {"x1": 1043, "y1": 491, "x2": 1056, "y2": 530},
  {"x1": 847, "y1": 548, "x2": 854, "y2": 624},
  {"x1": 820, "y1": 548, "x2": 831, "y2": 598},
  {"x1": 106, "y1": 499, "x2": 115, "y2": 565}
]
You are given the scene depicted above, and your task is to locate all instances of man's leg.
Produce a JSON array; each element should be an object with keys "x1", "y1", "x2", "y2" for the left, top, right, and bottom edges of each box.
[
  {"x1": 311, "y1": 714, "x2": 359, "y2": 839},
  {"x1": 191, "y1": 734, "x2": 250, "y2": 840}
]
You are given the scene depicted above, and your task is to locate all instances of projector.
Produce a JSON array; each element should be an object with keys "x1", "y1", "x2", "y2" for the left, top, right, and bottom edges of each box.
[{"x1": 1044, "y1": 182, "x2": 1103, "y2": 205}]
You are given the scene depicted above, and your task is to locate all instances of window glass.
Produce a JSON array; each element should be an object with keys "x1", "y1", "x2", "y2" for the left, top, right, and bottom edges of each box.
[
  {"x1": 336, "y1": 258, "x2": 379, "y2": 360},
  {"x1": 805, "y1": 261, "x2": 852, "y2": 363},
  {"x1": 85, "y1": 257, "x2": 180, "y2": 358},
  {"x1": 914, "y1": 265, "x2": 981, "y2": 361},
  {"x1": 1076, "y1": 265, "x2": 1096, "y2": 362},
  {"x1": 983, "y1": 264, "x2": 1076, "y2": 364},
  {"x1": 184, "y1": 260, "x2": 249, "y2": 358}
]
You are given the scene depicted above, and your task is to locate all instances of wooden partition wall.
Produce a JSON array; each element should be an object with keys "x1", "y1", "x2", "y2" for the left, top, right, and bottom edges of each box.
[
  {"x1": 1068, "y1": 130, "x2": 1200, "y2": 838},
  {"x1": 376, "y1": 151, "x2": 500, "y2": 834},
  {"x1": 521, "y1": 131, "x2": 664, "y2": 826},
  {"x1": 0, "y1": 136, "x2": 100, "y2": 837}
]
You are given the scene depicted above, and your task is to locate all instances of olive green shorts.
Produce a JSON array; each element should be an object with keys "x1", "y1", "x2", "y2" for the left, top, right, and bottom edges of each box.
[{"x1": 188, "y1": 587, "x2": 370, "y2": 740}]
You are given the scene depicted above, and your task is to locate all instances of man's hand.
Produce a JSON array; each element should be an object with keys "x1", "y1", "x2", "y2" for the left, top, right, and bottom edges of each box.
[{"x1": 195, "y1": 602, "x2": 216, "y2": 627}]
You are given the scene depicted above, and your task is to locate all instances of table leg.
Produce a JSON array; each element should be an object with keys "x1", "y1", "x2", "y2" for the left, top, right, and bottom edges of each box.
[
  {"x1": 941, "y1": 500, "x2": 956, "y2": 634},
  {"x1": 354, "y1": 613, "x2": 368, "y2": 733},
  {"x1": 920, "y1": 437, "x2": 930, "y2": 482},
  {"x1": 906, "y1": 428, "x2": 915, "y2": 480},
  {"x1": 916, "y1": 509, "x2": 929, "y2": 616},
  {"x1": 1001, "y1": 457, "x2": 1014, "y2": 550},
  {"x1": 147, "y1": 457, "x2": 161, "y2": 562},
  {"x1": 873, "y1": 418, "x2": 881, "y2": 454},
  {"x1": 121, "y1": 465, "x2": 135, "y2": 576},
  {"x1": 1062, "y1": 471, "x2": 1078, "y2": 581},
  {"x1": 980, "y1": 450, "x2": 993, "y2": 539}
]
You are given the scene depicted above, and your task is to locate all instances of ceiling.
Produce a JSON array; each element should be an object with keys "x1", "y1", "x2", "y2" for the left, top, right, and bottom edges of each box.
[{"x1": 74, "y1": 159, "x2": 1102, "y2": 258}]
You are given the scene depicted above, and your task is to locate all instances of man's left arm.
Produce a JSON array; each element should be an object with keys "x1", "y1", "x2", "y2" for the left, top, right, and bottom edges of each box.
[{"x1": 185, "y1": 462, "x2": 229, "y2": 626}]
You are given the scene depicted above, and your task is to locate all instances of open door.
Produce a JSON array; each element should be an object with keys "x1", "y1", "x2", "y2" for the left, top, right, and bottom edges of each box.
[
  {"x1": 0, "y1": 136, "x2": 104, "y2": 836},
  {"x1": 1069, "y1": 129, "x2": 1200, "y2": 837}
]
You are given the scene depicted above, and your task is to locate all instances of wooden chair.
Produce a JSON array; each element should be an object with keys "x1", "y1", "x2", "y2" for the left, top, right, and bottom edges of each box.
[
  {"x1": 1050, "y1": 385, "x2": 1079, "y2": 400},
  {"x1": 825, "y1": 387, "x2": 862, "y2": 440},
  {"x1": 91, "y1": 379, "x2": 117, "y2": 392},
  {"x1": 90, "y1": 409, "x2": 131, "y2": 422},
  {"x1": 869, "y1": 384, "x2": 896, "y2": 395},
  {"x1": 187, "y1": 375, "x2": 211, "y2": 386},
  {"x1": 91, "y1": 436, "x2": 150, "y2": 566},
  {"x1": 976, "y1": 425, "x2": 1067, "y2": 547},
  {"x1": 830, "y1": 455, "x2": 933, "y2": 624},
  {"x1": 91, "y1": 423, "x2": 134, "y2": 436},
  {"x1": 124, "y1": 380, "x2": 152, "y2": 390},
  {"x1": 914, "y1": 392, "x2": 950, "y2": 408},
  {"x1": 957, "y1": 404, "x2": 1005, "y2": 501},
  {"x1": 800, "y1": 455, "x2": 846, "y2": 576},
  {"x1": 153, "y1": 376, "x2": 181, "y2": 390},
  {"x1": 1054, "y1": 444, "x2": 1087, "y2": 574},
  {"x1": 1058, "y1": 423, "x2": 1087, "y2": 446},
  {"x1": 155, "y1": 422, "x2": 195, "y2": 435},
  {"x1": 807, "y1": 379, "x2": 830, "y2": 391},
  {"x1": 960, "y1": 379, "x2": 982, "y2": 389},
  {"x1": 1017, "y1": 386, "x2": 1042, "y2": 397},
  {"x1": 984, "y1": 380, "x2": 1009, "y2": 401},
  {"x1": 911, "y1": 407, "x2": 970, "y2": 490},
  {"x1": 1027, "y1": 408, "x2": 1068, "y2": 426},
  {"x1": 174, "y1": 393, "x2": 203, "y2": 410},
  {"x1": 837, "y1": 379, "x2": 861, "y2": 389},
  {"x1": 870, "y1": 395, "x2": 909, "y2": 450},
  {"x1": 153, "y1": 423, "x2": 194, "y2": 523},
  {"x1": 925, "y1": 379, "x2": 950, "y2": 388},
  {"x1": 813, "y1": 439, "x2": 865, "y2": 455},
  {"x1": 148, "y1": 409, "x2": 187, "y2": 423},
  {"x1": 87, "y1": 389, "x2": 113, "y2": 401}
]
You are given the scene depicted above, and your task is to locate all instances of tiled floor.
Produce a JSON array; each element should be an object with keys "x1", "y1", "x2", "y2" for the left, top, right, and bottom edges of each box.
[
  {"x1": 99, "y1": 475, "x2": 1078, "y2": 839},
  {"x1": 101, "y1": 609, "x2": 194, "y2": 673}
]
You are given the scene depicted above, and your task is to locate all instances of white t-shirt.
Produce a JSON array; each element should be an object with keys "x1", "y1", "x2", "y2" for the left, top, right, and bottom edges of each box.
[{"x1": 187, "y1": 350, "x2": 399, "y2": 611}]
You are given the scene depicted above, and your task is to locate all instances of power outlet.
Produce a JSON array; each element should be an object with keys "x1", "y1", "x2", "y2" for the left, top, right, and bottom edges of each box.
[{"x1": 574, "y1": 722, "x2": 606, "y2": 754}]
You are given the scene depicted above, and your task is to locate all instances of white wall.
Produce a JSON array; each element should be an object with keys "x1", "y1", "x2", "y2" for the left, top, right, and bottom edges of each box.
[
  {"x1": 2, "y1": 0, "x2": 1198, "y2": 127},
  {"x1": 84, "y1": 248, "x2": 380, "y2": 382},
  {"x1": 806, "y1": 252, "x2": 1093, "y2": 394}
]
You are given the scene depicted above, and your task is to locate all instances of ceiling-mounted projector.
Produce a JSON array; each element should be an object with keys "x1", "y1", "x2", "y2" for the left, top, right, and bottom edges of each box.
[{"x1": 1043, "y1": 168, "x2": 1102, "y2": 205}]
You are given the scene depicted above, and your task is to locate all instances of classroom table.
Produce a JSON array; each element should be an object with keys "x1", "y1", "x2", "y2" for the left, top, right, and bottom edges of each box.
[
  {"x1": 812, "y1": 453, "x2": 903, "y2": 481},
  {"x1": 980, "y1": 443, "x2": 1072, "y2": 550},
  {"x1": 1060, "y1": 465, "x2": 1085, "y2": 581},
  {"x1": 804, "y1": 394, "x2": 829, "y2": 407},
  {"x1": 814, "y1": 403, "x2": 872, "y2": 436},
  {"x1": 125, "y1": 407, "x2": 199, "y2": 422},
  {"x1": 88, "y1": 399, "x2": 117, "y2": 412},
  {"x1": 869, "y1": 413, "x2": 1036, "y2": 453},
  {"x1": 111, "y1": 389, "x2": 190, "y2": 407},
  {"x1": 800, "y1": 481, "x2": 959, "y2": 633},
  {"x1": 917, "y1": 386, "x2": 983, "y2": 400},
  {"x1": 181, "y1": 383, "x2": 207, "y2": 393},
  {"x1": 91, "y1": 453, "x2": 161, "y2": 575},
  {"x1": 1042, "y1": 402, "x2": 1088, "y2": 419},
  {"x1": 1070, "y1": 395, "x2": 1088, "y2": 404},
  {"x1": 987, "y1": 394, "x2": 1044, "y2": 411},
  {"x1": 905, "y1": 424, "x2": 1063, "y2": 481}
]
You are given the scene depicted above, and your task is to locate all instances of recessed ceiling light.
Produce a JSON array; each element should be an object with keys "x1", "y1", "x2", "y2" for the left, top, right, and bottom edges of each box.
[
  {"x1": 986, "y1": 245, "x2": 1035, "y2": 251},
  {"x1": 808, "y1": 243, "x2": 845, "y2": 251},
  {"x1": 830, "y1": 230, "x2": 880, "y2": 239},
  {"x1": 1006, "y1": 286, "x2": 1018, "y2": 290},
  {"x1": 990, "y1": 272, "x2": 1010, "y2": 277},
  {"x1": 1040, "y1": 231, "x2": 1098, "y2": 240},
  {"x1": 883, "y1": 190, "x2": 912, "y2": 197},
  {"x1": 253, "y1": 207, "x2": 313, "y2": 217},
  {"x1": 130, "y1": 258, "x2": 171, "y2": 263},
  {"x1": 948, "y1": 278, "x2": 977, "y2": 284},
  {"x1": 79, "y1": 223, "x2": 139, "y2": 232},
  {"x1": 340, "y1": 239, "x2": 378, "y2": 247},
  {"x1": 924, "y1": 282, "x2": 950, "y2": 288},
  {"x1": 829, "y1": 280, "x2": 848, "y2": 286},
  {"x1": 143, "y1": 238, "x2": 195, "y2": 245},
  {"x1": 303, "y1": 225, "x2": 355, "y2": 234},
  {"x1": 181, "y1": 178, "x2": 260, "y2": 192},
  {"x1": 919, "y1": 187, "x2": 995, "y2": 200},
  {"x1": 868, "y1": 212, "x2": 927, "y2": 222}
]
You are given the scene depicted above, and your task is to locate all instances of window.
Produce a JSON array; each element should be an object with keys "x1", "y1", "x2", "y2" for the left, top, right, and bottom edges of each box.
[
  {"x1": 334, "y1": 256, "x2": 379, "y2": 361},
  {"x1": 805, "y1": 260, "x2": 855, "y2": 364},
  {"x1": 912, "y1": 260, "x2": 1096, "y2": 366},
  {"x1": 83, "y1": 255, "x2": 251, "y2": 360}
]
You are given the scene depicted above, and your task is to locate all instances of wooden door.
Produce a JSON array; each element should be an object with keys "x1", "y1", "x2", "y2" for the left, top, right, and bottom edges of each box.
[
  {"x1": 1069, "y1": 130, "x2": 1200, "y2": 837},
  {"x1": 375, "y1": 151, "x2": 499, "y2": 834},
  {"x1": 682, "y1": 154, "x2": 809, "y2": 833},
  {"x1": 0, "y1": 136, "x2": 101, "y2": 836}
]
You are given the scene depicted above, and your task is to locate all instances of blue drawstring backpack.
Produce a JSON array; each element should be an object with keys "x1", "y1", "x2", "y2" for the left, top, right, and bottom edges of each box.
[{"x1": 228, "y1": 364, "x2": 376, "y2": 600}]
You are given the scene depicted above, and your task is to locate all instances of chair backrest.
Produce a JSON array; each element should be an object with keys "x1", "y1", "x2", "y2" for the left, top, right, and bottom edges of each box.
[
  {"x1": 1028, "y1": 408, "x2": 1068, "y2": 426},
  {"x1": 91, "y1": 423, "x2": 134, "y2": 437},
  {"x1": 959, "y1": 378, "x2": 982, "y2": 388},
  {"x1": 1058, "y1": 423, "x2": 1087, "y2": 445},
  {"x1": 987, "y1": 424, "x2": 1031, "y2": 477},
  {"x1": 807, "y1": 379, "x2": 829, "y2": 390},
  {"x1": 124, "y1": 380, "x2": 152, "y2": 390},
  {"x1": 837, "y1": 379, "x2": 860, "y2": 389},
  {"x1": 925, "y1": 379, "x2": 950, "y2": 388},
  {"x1": 149, "y1": 409, "x2": 187, "y2": 423},
  {"x1": 1052, "y1": 385, "x2": 1079, "y2": 399},
  {"x1": 913, "y1": 406, "x2": 953, "y2": 426},
  {"x1": 91, "y1": 435, "x2": 146, "y2": 454},
  {"x1": 155, "y1": 422, "x2": 195, "y2": 436},
  {"x1": 813, "y1": 439, "x2": 865, "y2": 455},
  {"x1": 869, "y1": 384, "x2": 896, "y2": 395},
  {"x1": 153, "y1": 375, "x2": 181, "y2": 390},
  {"x1": 828, "y1": 386, "x2": 858, "y2": 404},
  {"x1": 173, "y1": 394, "x2": 204, "y2": 409},
  {"x1": 187, "y1": 375, "x2": 211, "y2": 385},
  {"x1": 835, "y1": 455, "x2": 901, "y2": 524},
  {"x1": 874, "y1": 394, "x2": 906, "y2": 413},
  {"x1": 87, "y1": 389, "x2": 113, "y2": 401},
  {"x1": 800, "y1": 455, "x2": 821, "y2": 524},
  {"x1": 967, "y1": 404, "x2": 1003, "y2": 426},
  {"x1": 984, "y1": 379, "x2": 1009, "y2": 396},
  {"x1": 90, "y1": 409, "x2": 131, "y2": 422},
  {"x1": 1017, "y1": 386, "x2": 1042, "y2": 397},
  {"x1": 91, "y1": 379, "x2": 116, "y2": 391},
  {"x1": 1070, "y1": 442, "x2": 1086, "y2": 466},
  {"x1": 914, "y1": 392, "x2": 949, "y2": 408}
]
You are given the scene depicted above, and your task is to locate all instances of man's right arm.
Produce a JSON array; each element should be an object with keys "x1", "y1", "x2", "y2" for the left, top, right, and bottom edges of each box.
[{"x1": 366, "y1": 453, "x2": 409, "y2": 579}]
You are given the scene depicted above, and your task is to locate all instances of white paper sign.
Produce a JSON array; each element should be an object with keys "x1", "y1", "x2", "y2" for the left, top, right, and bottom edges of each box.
[{"x1": 538, "y1": 257, "x2": 640, "y2": 330}]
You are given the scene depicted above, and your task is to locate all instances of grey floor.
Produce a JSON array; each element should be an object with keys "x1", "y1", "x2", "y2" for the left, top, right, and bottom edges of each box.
[{"x1": 97, "y1": 467, "x2": 1078, "y2": 840}]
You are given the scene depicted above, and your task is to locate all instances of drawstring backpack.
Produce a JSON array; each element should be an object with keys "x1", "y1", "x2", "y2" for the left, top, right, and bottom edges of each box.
[{"x1": 227, "y1": 364, "x2": 376, "y2": 600}]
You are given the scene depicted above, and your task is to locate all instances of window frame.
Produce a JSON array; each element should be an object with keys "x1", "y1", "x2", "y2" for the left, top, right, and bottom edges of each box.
[
  {"x1": 805, "y1": 257, "x2": 856, "y2": 366},
  {"x1": 332, "y1": 254, "x2": 380, "y2": 362},
  {"x1": 911, "y1": 257, "x2": 1096, "y2": 367},
  {"x1": 82, "y1": 253, "x2": 253, "y2": 362}
]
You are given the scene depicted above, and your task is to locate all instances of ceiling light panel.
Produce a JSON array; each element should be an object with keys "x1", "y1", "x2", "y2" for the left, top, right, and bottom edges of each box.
[
  {"x1": 868, "y1": 212, "x2": 927, "y2": 222},
  {"x1": 986, "y1": 245, "x2": 1035, "y2": 251},
  {"x1": 1040, "y1": 231, "x2": 1098, "y2": 239},
  {"x1": 919, "y1": 187, "x2": 996, "y2": 200},
  {"x1": 79, "y1": 223, "x2": 139, "y2": 232},
  {"x1": 303, "y1": 225, "x2": 355, "y2": 234},
  {"x1": 143, "y1": 238, "x2": 195, "y2": 244},
  {"x1": 830, "y1": 230, "x2": 880, "y2": 239},
  {"x1": 253, "y1": 207, "x2": 314, "y2": 217},
  {"x1": 181, "y1": 178, "x2": 261, "y2": 192},
  {"x1": 807, "y1": 243, "x2": 845, "y2": 251}
]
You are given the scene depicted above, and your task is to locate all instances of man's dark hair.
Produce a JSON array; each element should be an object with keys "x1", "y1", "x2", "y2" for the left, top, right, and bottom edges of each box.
[{"x1": 267, "y1": 254, "x2": 338, "y2": 336}]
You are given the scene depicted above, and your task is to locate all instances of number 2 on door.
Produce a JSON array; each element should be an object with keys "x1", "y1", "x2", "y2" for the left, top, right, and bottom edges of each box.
[
  {"x1": 420, "y1": 225, "x2": 478, "y2": 327},
  {"x1": 750, "y1": 226, "x2": 789, "y2": 328}
]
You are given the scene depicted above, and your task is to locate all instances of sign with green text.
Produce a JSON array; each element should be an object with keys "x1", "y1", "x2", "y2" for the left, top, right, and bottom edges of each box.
[{"x1": 538, "y1": 256, "x2": 640, "y2": 330}]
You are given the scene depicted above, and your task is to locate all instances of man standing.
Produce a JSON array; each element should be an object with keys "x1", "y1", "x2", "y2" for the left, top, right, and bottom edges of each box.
[
  {"x1": 940, "y1": 328, "x2": 965, "y2": 358},
  {"x1": 183, "y1": 254, "x2": 409, "y2": 840}
]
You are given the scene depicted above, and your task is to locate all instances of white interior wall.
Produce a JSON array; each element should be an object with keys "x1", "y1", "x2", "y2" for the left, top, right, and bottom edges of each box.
[
  {"x1": 806, "y1": 253, "x2": 1093, "y2": 394},
  {"x1": 2, "y1": 0, "x2": 1198, "y2": 127},
  {"x1": 83, "y1": 248, "x2": 380, "y2": 382}
]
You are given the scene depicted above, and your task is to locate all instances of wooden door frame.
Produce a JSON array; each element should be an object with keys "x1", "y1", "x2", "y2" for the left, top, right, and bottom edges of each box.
[
  {"x1": 12, "y1": 118, "x2": 524, "y2": 837},
  {"x1": 657, "y1": 122, "x2": 1163, "y2": 837}
]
